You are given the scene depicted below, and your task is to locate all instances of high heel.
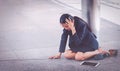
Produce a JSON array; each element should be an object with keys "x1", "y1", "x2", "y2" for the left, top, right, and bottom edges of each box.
[{"x1": 109, "y1": 49, "x2": 118, "y2": 57}]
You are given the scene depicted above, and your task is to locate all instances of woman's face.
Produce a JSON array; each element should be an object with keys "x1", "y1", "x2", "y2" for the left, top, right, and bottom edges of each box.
[{"x1": 61, "y1": 23, "x2": 71, "y2": 30}]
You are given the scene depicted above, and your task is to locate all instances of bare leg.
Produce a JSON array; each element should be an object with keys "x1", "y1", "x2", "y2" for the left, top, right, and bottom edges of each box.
[
  {"x1": 64, "y1": 49, "x2": 76, "y2": 59},
  {"x1": 75, "y1": 50, "x2": 100, "y2": 61},
  {"x1": 98, "y1": 48, "x2": 118, "y2": 56},
  {"x1": 98, "y1": 48, "x2": 109, "y2": 54}
]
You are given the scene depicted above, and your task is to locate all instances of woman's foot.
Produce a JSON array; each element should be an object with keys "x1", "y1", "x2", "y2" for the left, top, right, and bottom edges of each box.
[
  {"x1": 93, "y1": 49, "x2": 118, "y2": 60},
  {"x1": 97, "y1": 48, "x2": 118, "y2": 57}
]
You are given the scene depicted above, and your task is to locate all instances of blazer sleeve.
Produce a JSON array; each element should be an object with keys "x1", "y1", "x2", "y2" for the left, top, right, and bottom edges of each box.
[
  {"x1": 70, "y1": 24, "x2": 87, "y2": 46},
  {"x1": 59, "y1": 29, "x2": 68, "y2": 53}
]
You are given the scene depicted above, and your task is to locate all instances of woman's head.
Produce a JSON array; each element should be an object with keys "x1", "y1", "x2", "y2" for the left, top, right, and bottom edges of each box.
[{"x1": 60, "y1": 14, "x2": 74, "y2": 30}]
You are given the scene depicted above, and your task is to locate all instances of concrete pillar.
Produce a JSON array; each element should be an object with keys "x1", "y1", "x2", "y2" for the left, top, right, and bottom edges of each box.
[{"x1": 81, "y1": 0, "x2": 100, "y2": 40}]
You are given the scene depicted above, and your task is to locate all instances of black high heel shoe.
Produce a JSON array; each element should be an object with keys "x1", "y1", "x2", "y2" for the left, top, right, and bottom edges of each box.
[{"x1": 109, "y1": 49, "x2": 118, "y2": 57}]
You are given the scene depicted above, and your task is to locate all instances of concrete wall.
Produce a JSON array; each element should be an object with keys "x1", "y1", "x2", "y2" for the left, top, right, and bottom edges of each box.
[{"x1": 100, "y1": 0, "x2": 120, "y2": 25}]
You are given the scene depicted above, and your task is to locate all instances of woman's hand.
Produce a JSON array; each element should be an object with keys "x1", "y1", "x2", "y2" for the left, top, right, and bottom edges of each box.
[
  {"x1": 49, "y1": 53, "x2": 62, "y2": 59},
  {"x1": 66, "y1": 18, "x2": 76, "y2": 35}
]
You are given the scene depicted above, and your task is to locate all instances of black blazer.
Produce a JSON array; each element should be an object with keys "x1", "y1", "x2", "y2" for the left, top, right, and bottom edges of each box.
[{"x1": 59, "y1": 16, "x2": 98, "y2": 53}]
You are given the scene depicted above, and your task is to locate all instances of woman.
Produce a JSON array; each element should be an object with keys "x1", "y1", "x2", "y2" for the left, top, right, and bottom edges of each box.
[{"x1": 49, "y1": 14, "x2": 117, "y2": 60}]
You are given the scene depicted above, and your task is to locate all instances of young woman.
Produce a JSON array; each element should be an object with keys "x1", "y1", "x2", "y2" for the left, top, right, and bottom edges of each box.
[{"x1": 49, "y1": 14, "x2": 117, "y2": 60}]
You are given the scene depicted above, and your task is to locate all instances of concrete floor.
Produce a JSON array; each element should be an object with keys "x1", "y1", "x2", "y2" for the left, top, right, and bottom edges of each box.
[{"x1": 0, "y1": 0, "x2": 120, "y2": 71}]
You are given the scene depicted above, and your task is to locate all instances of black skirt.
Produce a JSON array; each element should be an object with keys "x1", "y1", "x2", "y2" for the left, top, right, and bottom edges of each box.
[{"x1": 69, "y1": 36, "x2": 99, "y2": 53}]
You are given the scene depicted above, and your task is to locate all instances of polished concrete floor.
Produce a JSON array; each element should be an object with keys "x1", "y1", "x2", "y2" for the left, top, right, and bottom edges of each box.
[{"x1": 0, "y1": 0, "x2": 120, "y2": 71}]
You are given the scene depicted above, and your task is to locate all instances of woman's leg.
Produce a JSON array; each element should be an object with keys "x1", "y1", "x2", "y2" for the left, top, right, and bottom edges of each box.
[
  {"x1": 64, "y1": 49, "x2": 76, "y2": 59},
  {"x1": 98, "y1": 48, "x2": 109, "y2": 54},
  {"x1": 98, "y1": 48, "x2": 118, "y2": 56},
  {"x1": 75, "y1": 50, "x2": 100, "y2": 61}
]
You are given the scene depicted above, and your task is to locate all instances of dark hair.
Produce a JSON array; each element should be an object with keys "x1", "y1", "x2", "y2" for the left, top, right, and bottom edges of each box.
[
  {"x1": 74, "y1": 16, "x2": 92, "y2": 32},
  {"x1": 60, "y1": 14, "x2": 74, "y2": 24},
  {"x1": 60, "y1": 14, "x2": 92, "y2": 32}
]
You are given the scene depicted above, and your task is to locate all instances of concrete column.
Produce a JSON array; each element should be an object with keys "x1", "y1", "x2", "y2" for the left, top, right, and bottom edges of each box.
[{"x1": 81, "y1": 0, "x2": 100, "y2": 40}]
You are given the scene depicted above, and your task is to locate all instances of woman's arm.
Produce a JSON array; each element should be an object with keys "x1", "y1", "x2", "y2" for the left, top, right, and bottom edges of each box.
[
  {"x1": 49, "y1": 29, "x2": 68, "y2": 59},
  {"x1": 59, "y1": 29, "x2": 68, "y2": 52},
  {"x1": 71, "y1": 25, "x2": 87, "y2": 46},
  {"x1": 66, "y1": 18, "x2": 87, "y2": 46}
]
